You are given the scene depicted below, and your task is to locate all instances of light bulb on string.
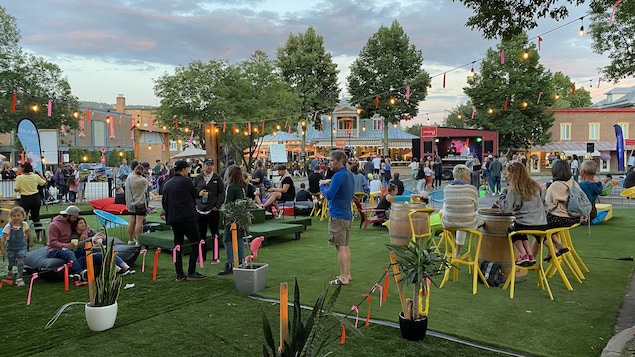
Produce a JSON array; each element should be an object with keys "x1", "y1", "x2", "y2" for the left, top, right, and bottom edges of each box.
[
  {"x1": 522, "y1": 49, "x2": 529, "y2": 60},
  {"x1": 487, "y1": 108, "x2": 494, "y2": 115},
  {"x1": 555, "y1": 94, "x2": 560, "y2": 100},
  {"x1": 579, "y1": 17, "x2": 584, "y2": 37},
  {"x1": 426, "y1": 114, "x2": 430, "y2": 124},
  {"x1": 469, "y1": 62, "x2": 476, "y2": 78}
]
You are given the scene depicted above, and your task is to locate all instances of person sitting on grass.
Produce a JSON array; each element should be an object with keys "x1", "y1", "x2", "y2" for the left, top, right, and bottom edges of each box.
[
  {"x1": 442, "y1": 165, "x2": 478, "y2": 258},
  {"x1": 70, "y1": 217, "x2": 135, "y2": 275},
  {"x1": 1, "y1": 206, "x2": 33, "y2": 287},
  {"x1": 497, "y1": 162, "x2": 547, "y2": 266}
]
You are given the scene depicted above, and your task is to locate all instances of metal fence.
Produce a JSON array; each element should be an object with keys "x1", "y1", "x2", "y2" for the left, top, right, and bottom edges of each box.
[{"x1": 0, "y1": 179, "x2": 114, "y2": 202}]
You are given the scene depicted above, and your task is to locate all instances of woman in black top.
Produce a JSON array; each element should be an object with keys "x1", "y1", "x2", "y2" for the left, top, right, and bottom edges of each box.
[{"x1": 375, "y1": 183, "x2": 397, "y2": 218}]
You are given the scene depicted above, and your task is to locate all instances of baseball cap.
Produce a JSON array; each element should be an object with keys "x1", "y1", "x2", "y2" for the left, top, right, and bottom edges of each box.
[
  {"x1": 140, "y1": 162, "x2": 150, "y2": 168},
  {"x1": 174, "y1": 160, "x2": 190, "y2": 171},
  {"x1": 204, "y1": 158, "x2": 214, "y2": 165},
  {"x1": 488, "y1": 155, "x2": 493, "y2": 159},
  {"x1": 61, "y1": 205, "x2": 81, "y2": 216}
]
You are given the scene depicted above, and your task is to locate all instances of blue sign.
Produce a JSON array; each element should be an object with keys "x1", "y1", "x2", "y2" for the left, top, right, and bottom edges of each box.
[{"x1": 16, "y1": 118, "x2": 43, "y2": 173}]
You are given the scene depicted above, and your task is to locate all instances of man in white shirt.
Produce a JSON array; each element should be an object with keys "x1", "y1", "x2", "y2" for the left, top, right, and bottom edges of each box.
[{"x1": 372, "y1": 155, "x2": 381, "y2": 175}]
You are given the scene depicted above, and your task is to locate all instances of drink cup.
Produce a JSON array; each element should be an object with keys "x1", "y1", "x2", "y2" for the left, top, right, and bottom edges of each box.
[
  {"x1": 202, "y1": 192, "x2": 209, "y2": 203},
  {"x1": 71, "y1": 239, "x2": 78, "y2": 246}
]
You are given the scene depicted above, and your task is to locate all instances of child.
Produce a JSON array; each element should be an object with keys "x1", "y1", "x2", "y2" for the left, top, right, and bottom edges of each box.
[{"x1": 1, "y1": 206, "x2": 33, "y2": 286}]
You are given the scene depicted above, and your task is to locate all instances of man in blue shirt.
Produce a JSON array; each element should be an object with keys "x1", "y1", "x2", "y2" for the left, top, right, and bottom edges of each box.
[{"x1": 320, "y1": 150, "x2": 354, "y2": 285}]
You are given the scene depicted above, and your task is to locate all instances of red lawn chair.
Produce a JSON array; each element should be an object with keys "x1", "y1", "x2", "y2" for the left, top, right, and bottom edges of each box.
[{"x1": 352, "y1": 196, "x2": 387, "y2": 230}]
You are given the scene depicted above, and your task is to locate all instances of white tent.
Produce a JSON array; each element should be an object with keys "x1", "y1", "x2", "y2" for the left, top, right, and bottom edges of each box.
[{"x1": 170, "y1": 147, "x2": 207, "y2": 160}]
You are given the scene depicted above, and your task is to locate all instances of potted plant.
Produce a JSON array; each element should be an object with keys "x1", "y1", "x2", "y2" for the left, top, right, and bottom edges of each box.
[
  {"x1": 45, "y1": 232, "x2": 123, "y2": 332},
  {"x1": 84, "y1": 238, "x2": 123, "y2": 331},
  {"x1": 388, "y1": 238, "x2": 448, "y2": 341},
  {"x1": 233, "y1": 235, "x2": 269, "y2": 294}
]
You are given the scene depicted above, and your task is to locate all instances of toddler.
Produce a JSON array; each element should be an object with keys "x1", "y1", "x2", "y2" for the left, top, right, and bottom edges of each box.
[{"x1": 1, "y1": 206, "x2": 34, "y2": 286}]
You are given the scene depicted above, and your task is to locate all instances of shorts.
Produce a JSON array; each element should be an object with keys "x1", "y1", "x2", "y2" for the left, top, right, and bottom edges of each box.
[
  {"x1": 547, "y1": 213, "x2": 579, "y2": 229},
  {"x1": 328, "y1": 217, "x2": 351, "y2": 246},
  {"x1": 129, "y1": 203, "x2": 148, "y2": 216}
]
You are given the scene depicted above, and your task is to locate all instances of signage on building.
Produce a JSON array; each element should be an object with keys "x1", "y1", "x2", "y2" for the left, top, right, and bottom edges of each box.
[{"x1": 420, "y1": 126, "x2": 437, "y2": 137}]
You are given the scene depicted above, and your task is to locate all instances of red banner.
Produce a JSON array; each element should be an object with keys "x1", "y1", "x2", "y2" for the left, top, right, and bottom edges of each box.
[
  {"x1": 420, "y1": 126, "x2": 437, "y2": 137},
  {"x1": 625, "y1": 139, "x2": 635, "y2": 146}
]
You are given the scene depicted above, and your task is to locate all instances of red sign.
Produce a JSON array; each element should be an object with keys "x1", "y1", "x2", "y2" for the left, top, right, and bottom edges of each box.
[
  {"x1": 626, "y1": 139, "x2": 635, "y2": 146},
  {"x1": 420, "y1": 126, "x2": 437, "y2": 137}
]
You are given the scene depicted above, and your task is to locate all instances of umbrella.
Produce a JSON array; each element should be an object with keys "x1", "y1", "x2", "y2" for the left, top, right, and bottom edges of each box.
[
  {"x1": 359, "y1": 153, "x2": 372, "y2": 159},
  {"x1": 309, "y1": 153, "x2": 327, "y2": 159},
  {"x1": 170, "y1": 147, "x2": 207, "y2": 160}
]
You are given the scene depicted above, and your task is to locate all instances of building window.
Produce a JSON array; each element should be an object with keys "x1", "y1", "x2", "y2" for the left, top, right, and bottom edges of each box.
[
  {"x1": 618, "y1": 122, "x2": 629, "y2": 139},
  {"x1": 560, "y1": 123, "x2": 571, "y2": 140},
  {"x1": 373, "y1": 119, "x2": 381, "y2": 131},
  {"x1": 169, "y1": 140, "x2": 178, "y2": 151},
  {"x1": 589, "y1": 123, "x2": 599, "y2": 140}
]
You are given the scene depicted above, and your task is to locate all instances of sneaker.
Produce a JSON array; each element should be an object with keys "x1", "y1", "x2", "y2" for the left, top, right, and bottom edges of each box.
[
  {"x1": 491, "y1": 192, "x2": 496, "y2": 196},
  {"x1": 175, "y1": 274, "x2": 187, "y2": 282},
  {"x1": 516, "y1": 255, "x2": 530, "y2": 266},
  {"x1": 275, "y1": 209, "x2": 284, "y2": 219},
  {"x1": 118, "y1": 268, "x2": 136, "y2": 276},
  {"x1": 80, "y1": 269, "x2": 88, "y2": 281},
  {"x1": 128, "y1": 240, "x2": 138, "y2": 245},
  {"x1": 528, "y1": 255, "x2": 537, "y2": 265},
  {"x1": 16, "y1": 278, "x2": 25, "y2": 287},
  {"x1": 187, "y1": 272, "x2": 207, "y2": 281},
  {"x1": 69, "y1": 273, "x2": 81, "y2": 282},
  {"x1": 7, "y1": 270, "x2": 13, "y2": 279}
]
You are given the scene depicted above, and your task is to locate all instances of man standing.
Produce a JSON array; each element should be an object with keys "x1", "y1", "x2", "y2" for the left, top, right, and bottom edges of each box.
[
  {"x1": 116, "y1": 159, "x2": 131, "y2": 188},
  {"x1": 320, "y1": 150, "x2": 354, "y2": 285},
  {"x1": 161, "y1": 160, "x2": 207, "y2": 281},
  {"x1": 488, "y1": 155, "x2": 503, "y2": 195},
  {"x1": 193, "y1": 159, "x2": 225, "y2": 262},
  {"x1": 372, "y1": 155, "x2": 381, "y2": 175},
  {"x1": 390, "y1": 172, "x2": 405, "y2": 195}
]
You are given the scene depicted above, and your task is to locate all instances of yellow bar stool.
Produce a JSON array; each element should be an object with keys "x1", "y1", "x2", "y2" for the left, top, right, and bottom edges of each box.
[
  {"x1": 320, "y1": 197, "x2": 329, "y2": 221},
  {"x1": 502, "y1": 230, "x2": 554, "y2": 300},
  {"x1": 557, "y1": 223, "x2": 587, "y2": 280},
  {"x1": 408, "y1": 208, "x2": 435, "y2": 242},
  {"x1": 542, "y1": 227, "x2": 577, "y2": 290},
  {"x1": 369, "y1": 191, "x2": 382, "y2": 208},
  {"x1": 439, "y1": 227, "x2": 489, "y2": 295},
  {"x1": 310, "y1": 193, "x2": 322, "y2": 217}
]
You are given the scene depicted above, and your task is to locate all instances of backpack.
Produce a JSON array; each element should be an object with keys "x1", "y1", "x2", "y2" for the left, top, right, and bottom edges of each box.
[
  {"x1": 479, "y1": 261, "x2": 505, "y2": 287},
  {"x1": 561, "y1": 182, "x2": 592, "y2": 217},
  {"x1": 263, "y1": 176, "x2": 272, "y2": 190}
]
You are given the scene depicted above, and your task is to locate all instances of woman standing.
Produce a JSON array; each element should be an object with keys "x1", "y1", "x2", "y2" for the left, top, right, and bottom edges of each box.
[
  {"x1": 13, "y1": 163, "x2": 46, "y2": 241},
  {"x1": 218, "y1": 165, "x2": 247, "y2": 275},
  {"x1": 432, "y1": 157, "x2": 443, "y2": 189},
  {"x1": 1, "y1": 162, "x2": 16, "y2": 180},
  {"x1": 125, "y1": 165, "x2": 149, "y2": 245}
]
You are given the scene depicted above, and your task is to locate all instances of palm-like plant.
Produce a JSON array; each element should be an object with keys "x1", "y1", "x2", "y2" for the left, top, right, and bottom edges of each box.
[
  {"x1": 389, "y1": 238, "x2": 448, "y2": 320},
  {"x1": 224, "y1": 198, "x2": 254, "y2": 231},
  {"x1": 92, "y1": 235, "x2": 122, "y2": 307}
]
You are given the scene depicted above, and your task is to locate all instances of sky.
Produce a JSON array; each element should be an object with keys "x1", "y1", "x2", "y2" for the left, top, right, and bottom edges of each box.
[{"x1": 4, "y1": 0, "x2": 635, "y2": 126}]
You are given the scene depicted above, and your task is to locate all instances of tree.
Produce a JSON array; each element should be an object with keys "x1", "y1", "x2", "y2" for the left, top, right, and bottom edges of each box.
[
  {"x1": 456, "y1": 1, "x2": 635, "y2": 80},
  {"x1": 404, "y1": 123, "x2": 423, "y2": 137},
  {"x1": 463, "y1": 34, "x2": 555, "y2": 150},
  {"x1": 276, "y1": 26, "x2": 340, "y2": 126},
  {"x1": 0, "y1": 6, "x2": 79, "y2": 133},
  {"x1": 446, "y1": 102, "x2": 475, "y2": 128},
  {"x1": 153, "y1": 52, "x2": 300, "y2": 166},
  {"x1": 551, "y1": 71, "x2": 592, "y2": 108},
  {"x1": 347, "y1": 20, "x2": 430, "y2": 154},
  {"x1": 589, "y1": 0, "x2": 635, "y2": 81}
]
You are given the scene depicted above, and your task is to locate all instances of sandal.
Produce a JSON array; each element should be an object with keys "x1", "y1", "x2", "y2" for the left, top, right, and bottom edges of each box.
[
  {"x1": 329, "y1": 277, "x2": 349, "y2": 285},
  {"x1": 543, "y1": 255, "x2": 552, "y2": 262},
  {"x1": 556, "y1": 247, "x2": 570, "y2": 257}
]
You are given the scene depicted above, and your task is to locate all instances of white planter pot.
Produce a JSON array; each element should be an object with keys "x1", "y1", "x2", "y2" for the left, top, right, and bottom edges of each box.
[
  {"x1": 85, "y1": 301, "x2": 118, "y2": 331},
  {"x1": 233, "y1": 263, "x2": 269, "y2": 294}
]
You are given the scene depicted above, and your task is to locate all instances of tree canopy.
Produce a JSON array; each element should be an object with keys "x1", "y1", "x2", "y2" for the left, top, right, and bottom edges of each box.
[
  {"x1": 463, "y1": 34, "x2": 555, "y2": 150},
  {"x1": 0, "y1": 6, "x2": 79, "y2": 133},
  {"x1": 347, "y1": 20, "x2": 430, "y2": 154},
  {"x1": 551, "y1": 71, "x2": 592, "y2": 108},
  {"x1": 276, "y1": 26, "x2": 340, "y2": 127}
]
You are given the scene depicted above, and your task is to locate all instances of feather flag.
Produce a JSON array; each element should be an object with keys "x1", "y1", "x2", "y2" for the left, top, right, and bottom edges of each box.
[
  {"x1": 10, "y1": 92, "x2": 16, "y2": 113},
  {"x1": 405, "y1": 85, "x2": 411, "y2": 99}
]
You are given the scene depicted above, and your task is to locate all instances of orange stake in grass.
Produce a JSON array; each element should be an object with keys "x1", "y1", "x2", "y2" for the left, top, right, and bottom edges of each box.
[
  {"x1": 280, "y1": 282, "x2": 288, "y2": 352},
  {"x1": 152, "y1": 248, "x2": 162, "y2": 281},
  {"x1": 231, "y1": 223, "x2": 239, "y2": 268},
  {"x1": 85, "y1": 241, "x2": 95, "y2": 305}
]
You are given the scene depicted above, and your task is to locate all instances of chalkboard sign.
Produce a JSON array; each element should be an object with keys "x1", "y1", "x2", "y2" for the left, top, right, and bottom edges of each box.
[{"x1": 269, "y1": 144, "x2": 287, "y2": 163}]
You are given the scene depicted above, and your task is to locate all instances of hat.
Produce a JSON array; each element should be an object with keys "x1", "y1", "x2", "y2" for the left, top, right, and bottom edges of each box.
[
  {"x1": 319, "y1": 164, "x2": 326, "y2": 170},
  {"x1": 204, "y1": 158, "x2": 214, "y2": 165},
  {"x1": 174, "y1": 160, "x2": 190, "y2": 171},
  {"x1": 140, "y1": 162, "x2": 150, "y2": 168},
  {"x1": 488, "y1": 155, "x2": 493, "y2": 159},
  {"x1": 61, "y1": 205, "x2": 81, "y2": 216}
]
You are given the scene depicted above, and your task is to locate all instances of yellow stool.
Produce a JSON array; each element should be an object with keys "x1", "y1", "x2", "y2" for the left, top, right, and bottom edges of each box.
[
  {"x1": 558, "y1": 224, "x2": 588, "y2": 276},
  {"x1": 503, "y1": 230, "x2": 554, "y2": 300},
  {"x1": 310, "y1": 193, "x2": 322, "y2": 217},
  {"x1": 439, "y1": 227, "x2": 489, "y2": 295},
  {"x1": 369, "y1": 191, "x2": 382, "y2": 208},
  {"x1": 545, "y1": 226, "x2": 583, "y2": 286},
  {"x1": 320, "y1": 197, "x2": 329, "y2": 221}
]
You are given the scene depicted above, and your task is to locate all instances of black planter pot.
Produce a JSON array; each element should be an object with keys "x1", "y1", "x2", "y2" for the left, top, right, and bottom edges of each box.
[{"x1": 398, "y1": 312, "x2": 428, "y2": 341}]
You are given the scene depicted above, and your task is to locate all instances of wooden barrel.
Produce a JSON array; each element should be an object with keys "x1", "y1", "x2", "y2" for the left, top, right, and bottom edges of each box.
[
  {"x1": 478, "y1": 209, "x2": 527, "y2": 282},
  {"x1": 389, "y1": 203, "x2": 434, "y2": 246},
  {"x1": 0, "y1": 198, "x2": 19, "y2": 228}
]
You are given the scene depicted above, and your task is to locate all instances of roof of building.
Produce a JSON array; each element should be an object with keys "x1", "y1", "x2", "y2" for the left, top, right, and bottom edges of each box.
[{"x1": 590, "y1": 85, "x2": 635, "y2": 109}]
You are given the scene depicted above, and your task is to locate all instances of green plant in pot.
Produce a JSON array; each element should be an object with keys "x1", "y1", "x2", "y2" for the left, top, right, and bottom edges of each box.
[
  {"x1": 45, "y1": 230, "x2": 123, "y2": 332},
  {"x1": 388, "y1": 238, "x2": 448, "y2": 341}
]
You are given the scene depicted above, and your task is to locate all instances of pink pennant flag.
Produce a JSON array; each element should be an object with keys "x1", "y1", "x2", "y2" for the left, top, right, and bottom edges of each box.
[
  {"x1": 213, "y1": 234, "x2": 219, "y2": 263},
  {"x1": 109, "y1": 115, "x2": 115, "y2": 138},
  {"x1": 500, "y1": 49, "x2": 505, "y2": 64},
  {"x1": 372, "y1": 284, "x2": 384, "y2": 307},
  {"x1": 537, "y1": 36, "x2": 543, "y2": 51},
  {"x1": 597, "y1": 78, "x2": 602, "y2": 88},
  {"x1": 351, "y1": 305, "x2": 359, "y2": 328},
  {"x1": 313, "y1": 110, "x2": 319, "y2": 121},
  {"x1": 47, "y1": 99, "x2": 52, "y2": 117},
  {"x1": 288, "y1": 125, "x2": 291, "y2": 135},
  {"x1": 405, "y1": 85, "x2": 411, "y2": 99},
  {"x1": 610, "y1": 0, "x2": 623, "y2": 24},
  {"x1": 537, "y1": 92, "x2": 543, "y2": 103},
  {"x1": 78, "y1": 117, "x2": 85, "y2": 137},
  {"x1": 471, "y1": 105, "x2": 476, "y2": 119},
  {"x1": 188, "y1": 130, "x2": 194, "y2": 145},
  {"x1": 148, "y1": 117, "x2": 153, "y2": 132}
]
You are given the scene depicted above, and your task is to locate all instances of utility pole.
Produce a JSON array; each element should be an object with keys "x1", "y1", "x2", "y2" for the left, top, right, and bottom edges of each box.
[{"x1": 329, "y1": 89, "x2": 334, "y2": 150}]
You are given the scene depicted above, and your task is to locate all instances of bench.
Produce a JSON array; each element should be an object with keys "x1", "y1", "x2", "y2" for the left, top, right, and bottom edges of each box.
[
  {"x1": 276, "y1": 216, "x2": 312, "y2": 230},
  {"x1": 138, "y1": 221, "x2": 304, "y2": 251}
]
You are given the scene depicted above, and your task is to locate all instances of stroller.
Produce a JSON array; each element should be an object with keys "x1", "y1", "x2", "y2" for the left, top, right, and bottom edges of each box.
[{"x1": 42, "y1": 184, "x2": 59, "y2": 205}]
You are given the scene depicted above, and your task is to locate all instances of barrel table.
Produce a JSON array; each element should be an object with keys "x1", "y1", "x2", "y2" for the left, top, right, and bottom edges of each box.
[
  {"x1": 388, "y1": 203, "x2": 434, "y2": 246},
  {"x1": 478, "y1": 208, "x2": 527, "y2": 282}
]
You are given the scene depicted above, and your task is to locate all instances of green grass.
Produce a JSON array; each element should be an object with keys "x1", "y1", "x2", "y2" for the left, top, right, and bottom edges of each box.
[{"x1": 1, "y1": 208, "x2": 633, "y2": 356}]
